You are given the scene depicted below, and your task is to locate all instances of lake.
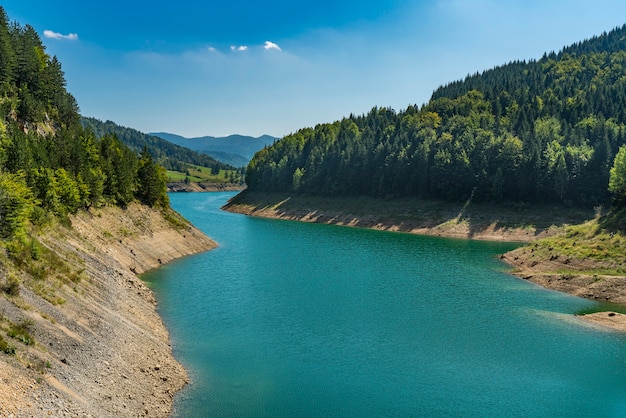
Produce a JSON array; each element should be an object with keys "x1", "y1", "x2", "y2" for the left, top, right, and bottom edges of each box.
[{"x1": 143, "y1": 192, "x2": 626, "y2": 417}]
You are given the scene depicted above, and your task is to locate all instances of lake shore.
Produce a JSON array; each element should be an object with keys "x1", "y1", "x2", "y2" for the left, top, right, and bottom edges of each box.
[
  {"x1": 0, "y1": 204, "x2": 216, "y2": 417},
  {"x1": 501, "y1": 248, "x2": 626, "y2": 332},
  {"x1": 222, "y1": 191, "x2": 593, "y2": 243},
  {"x1": 167, "y1": 181, "x2": 245, "y2": 192},
  {"x1": 223, "y1": 191, "x2": 626, "y2": 332}
]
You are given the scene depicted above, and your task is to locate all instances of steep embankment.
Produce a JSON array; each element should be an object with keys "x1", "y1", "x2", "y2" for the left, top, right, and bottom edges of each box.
[
  {"x1": 167, "y1": 181, "x2": 245, "y2": 192},
  {"x1": 0, "y1": 204, "x2": 216, "y2": 417},
  {"x1": 223, "y1": 191, "x2": 593, "y2": 243}
]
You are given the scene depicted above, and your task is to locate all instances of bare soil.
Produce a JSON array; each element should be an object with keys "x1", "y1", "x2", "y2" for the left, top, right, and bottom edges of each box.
[
  {"x1": 501, "y1": 247, "x2": 626, "y2": 332},
  {"x1": 0, "y1": 203, "x2": 216, "y2": 417},
  {"x1": 167, "y1": 182, "x2": 244, "y2": 192},
  {"x1": 223, "y1": 191, "x2": 594, "y2": 242}
]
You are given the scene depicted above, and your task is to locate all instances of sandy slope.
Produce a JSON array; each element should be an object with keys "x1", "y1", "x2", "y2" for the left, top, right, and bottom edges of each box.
[
  {"x1": 0, "y1": 203, "x2": 216, "y2": 417},
  {"x1": 167, "y1": 182, "x2": 244, "y2": 192},
  {"x1": 222, "y1": 192, "x2": 592, "y2": 242}
]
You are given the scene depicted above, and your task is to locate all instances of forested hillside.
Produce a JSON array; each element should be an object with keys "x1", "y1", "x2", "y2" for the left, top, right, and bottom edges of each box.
[
  {"x1": 82, "y1": 117, "x2": 236, "y2": 174},
  {"x1": 0, "y1": 7, "x2": 169, "y2": 245},
  {"x1": 246, "y1": 25, "x2": 626, "y2": 208}
]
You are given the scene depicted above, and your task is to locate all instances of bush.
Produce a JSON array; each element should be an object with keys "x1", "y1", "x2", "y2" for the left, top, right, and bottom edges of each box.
[
  {"x1": 1, "y1": 274, "x2": 20, "y2": 296},
  {"x1": 0, "y1": 171, "x2": 37, "y2": 240},
  {"x1": 7, "y1": 319, "x2": 34, "y2": 345},
  {"x1": 0, "y1": 335, "x2": 15, "y2": 355}
]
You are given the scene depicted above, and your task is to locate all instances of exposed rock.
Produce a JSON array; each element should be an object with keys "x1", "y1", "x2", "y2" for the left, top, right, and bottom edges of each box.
[{"x1": 0, "y1": 203, "x2": 216, "y2": 417}]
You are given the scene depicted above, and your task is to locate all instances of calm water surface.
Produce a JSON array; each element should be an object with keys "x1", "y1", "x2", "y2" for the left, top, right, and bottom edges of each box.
[{"x1": 143, "y1": 192, "x2": 626, "y2": 417}]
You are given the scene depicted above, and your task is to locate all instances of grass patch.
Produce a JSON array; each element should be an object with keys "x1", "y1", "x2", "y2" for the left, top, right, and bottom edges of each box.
[
  {"x1": 519, "y1": 211, "x2": 626, "y2": 276},
  {"x1": 1, "y1": 274, "x2": 20, "y2": 296},
  {"x1": 118, "y1": 226, "x2": 134, "y2": 237},
  {"x1": 0, "y1": 335, "x2": 15, "y2": 355},
  {"x1": 167, "y1": 166, "x2": 243, "y2": 184},
  {"x1": 4, "y1": 236, "x2": 84, "y2": 304},
  {"x1": 161, "y1": 207, "x2": 191, "y2": 230},
  {"x1": 7, "y1": 319, "x2": 34, "y2": 346},
  {"x1": 32, "y1": 282, "x2": 66, "y2": 305}
]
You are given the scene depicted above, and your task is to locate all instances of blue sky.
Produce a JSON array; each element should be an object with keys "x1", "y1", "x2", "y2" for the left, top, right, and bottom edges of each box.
[{"x1": 4, "y1": 1, "x2": 626, "y2": 138}]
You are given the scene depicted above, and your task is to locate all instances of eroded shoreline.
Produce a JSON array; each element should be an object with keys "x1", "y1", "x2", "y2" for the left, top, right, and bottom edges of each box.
[{"x1": 0, "y1": 204, "x2": 216, "y2": 417}]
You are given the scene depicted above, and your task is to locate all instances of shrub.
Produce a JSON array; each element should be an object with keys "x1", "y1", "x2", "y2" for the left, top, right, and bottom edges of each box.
[
  {"x1": 0, "y1": 171, "x2": 37, "y2": 241},
  {"x1": 0, "y1": 335, "x2": 15, "y2": 355},
  {"x1": 7, "y1": 319, "x2": 34, "y2": 345},
  {"x1": 1, "y1": 274, "x2": 20, "y2": 296}
]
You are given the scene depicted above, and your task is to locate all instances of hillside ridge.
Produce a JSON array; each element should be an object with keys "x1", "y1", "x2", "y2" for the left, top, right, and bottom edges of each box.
[{"x1": 152, "y1": 131, "x2": 278, "y2": 164}]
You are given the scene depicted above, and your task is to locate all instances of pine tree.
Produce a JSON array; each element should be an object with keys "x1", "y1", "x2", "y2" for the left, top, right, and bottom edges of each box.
[{"x1": 137, "y1": 147, "x2": 168, "y2": 207}]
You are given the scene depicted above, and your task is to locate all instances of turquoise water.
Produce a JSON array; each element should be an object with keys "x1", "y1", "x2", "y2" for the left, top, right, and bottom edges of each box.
[{"x1": 143, "y1": 192, "x2": 626, "y2": 417}]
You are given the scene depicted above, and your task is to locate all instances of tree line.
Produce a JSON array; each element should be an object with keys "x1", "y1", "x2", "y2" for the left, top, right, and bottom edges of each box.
[
  {"x1": 80, "y1": 117, "x2": 238, "y2": 175},
  {"x1": 0, "y1": 7, "x2": 167, "y2": 242},
  {"x1": 246, "y1": 25, "x2": 626, "y2": 208}
]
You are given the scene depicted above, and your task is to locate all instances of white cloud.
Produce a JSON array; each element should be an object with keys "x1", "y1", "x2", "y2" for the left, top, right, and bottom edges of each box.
[
  {"x1": 208, "y1": 46, "x2": 217, "y2": 52},
  {"x1": 43, "y1": 30, "x2": 78, "y2": 41},
  {"x1": 230, "y1": 45, "x2": 248, "y2": 51},
  {"x1": 263, "y1": 41, "x2": 282, "y2": 51}
]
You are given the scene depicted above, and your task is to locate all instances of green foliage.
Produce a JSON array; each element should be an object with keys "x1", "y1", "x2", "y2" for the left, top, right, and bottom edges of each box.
[
  {"x1": 137, "y1": 147, "x2": 169, "y2": 207},
  {"x1": 247, "y1": 26, "x2": 626, "y2": 208},
  {"x1": 81, "y1": 116, "x2": 238, "y2": 177},
  {"x1": 2, "y1": 273, "x2": 20, "y2": 296},
  {"x1": 292, "y1": 167, "x2": 304, "y2": 192},
  {"x1": 0, "y1": 171, "x2": 37, "y2": 240},
  {"x1": 609, "y1": 145, "x2": 626, "y2": 203},
  {"x1": 7, "y1": 319, "x2": 34, "y2": 346},
  {"x1": 0, "y1": 335, "x2": 16, "y2": 355},
  {"x1": 0, "y1": 6, "x2": 173, "y2": 233},
  {"x1": 98, "y1": 134, "x2": 137, "y2": 206},
  {"x1": 28, "y1": 167, "x2": 82, "y2": 218}
]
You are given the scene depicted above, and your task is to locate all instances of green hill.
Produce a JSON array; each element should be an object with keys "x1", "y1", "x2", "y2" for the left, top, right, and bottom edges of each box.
[
  {"x1": 0, "y1": 7, "x2": 173, "y2": 224},
  {"x1": 245, "y1": 25, "x2": 626, "y2": 209},
  {"x1": 233, "y1": 23, "x2": 626, "y2": 301},
  {"x1": 0, "y1": 4, "x2": 173, "y2": 352},
  {"x1": 151, "y1": 131, "x2": 277, "y2": 167},
  {"x1": 81, "y1": 117, "x2": 241, "y2": 178}
]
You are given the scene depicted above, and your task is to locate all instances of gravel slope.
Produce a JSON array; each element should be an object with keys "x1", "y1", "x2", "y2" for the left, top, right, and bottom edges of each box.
[{"x1": 0, "y1": 203, "x2": 216, "y2": 417}]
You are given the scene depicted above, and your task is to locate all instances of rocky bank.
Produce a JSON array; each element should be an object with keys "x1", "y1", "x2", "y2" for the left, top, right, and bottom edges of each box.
[
  {"x1": 222, "y1": 191, "x2": 593, "y2": 243},
  {"x1": 167, "y1": 182, "x2": 244, "y2": 193},
  {"x1": 0, "y1": 203, "x2": 216, "y2": 417},
  {"x1": 501, "y1": 247, "x2": 626, "y2": 332}
]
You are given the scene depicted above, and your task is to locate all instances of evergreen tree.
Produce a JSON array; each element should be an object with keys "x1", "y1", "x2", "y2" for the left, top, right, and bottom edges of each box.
[
  {"x1": 609, "y1": 145, "x2": 626, "y2": 205},
  {"x1": 137, "y1": 147, "x2": 169, "y2": 207},
  {"x1": 246, "y1": 24, "x2": 626, "y2": 208}
]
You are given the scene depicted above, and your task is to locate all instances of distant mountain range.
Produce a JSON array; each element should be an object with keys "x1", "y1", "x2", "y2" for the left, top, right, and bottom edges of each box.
[
  {"x1": 151, "y1": 132, "x2": 278, "y2": 167},
  {"x1": 80, "y1": 117, "x2": 234, "y2": 173}
]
